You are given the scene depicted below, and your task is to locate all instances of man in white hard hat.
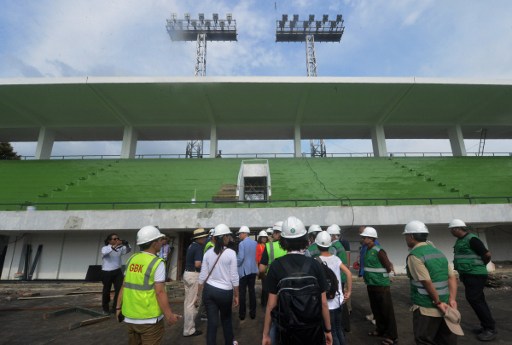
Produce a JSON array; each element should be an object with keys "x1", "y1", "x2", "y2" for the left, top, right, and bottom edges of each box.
[
  {"x1": 404, "y1": 220, "x2": 462, "y2": 344},
  {"x1": 116, "y1": 226, "x2": 180, "y2": 344},
  {"x1": 449, "y1": 219, "x2": 497, "y2": 341},
  {"x1": 258, "y1": 221, "x2": 287, "y2": 306},
  {"x1": 262, "y1": 216, "x2": 332, "y2": 345},
  {"x1": 305, "y1": 224, "x2": 323, "y2": 258},
  {"x1": 360, "y1": 226, "x2": 398, "y2": 345},
  {"x1": 183, "y1": 228, "x2": 209, "y2": 337},
  {"x1": 237, "y1": 226, "x2": 258, "y2": 320}
]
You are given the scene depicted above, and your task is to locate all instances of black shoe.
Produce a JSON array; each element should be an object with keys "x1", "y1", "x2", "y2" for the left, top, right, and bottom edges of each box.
[
  {"x1": 239, "y1": 315, "x2": 245, "y2": 321},
  {"x1": 473, "y1": 327, "x2": 484, "y2": 335},
  {"x1": 250, "y1": 314, "x2": 256, "y2": 319},
  {"x1": 477, "y1": 329, "x2": 497, "y2": 342},
  {"x1": 183, "y1": 330, "x2": 203, "y2": 337}
]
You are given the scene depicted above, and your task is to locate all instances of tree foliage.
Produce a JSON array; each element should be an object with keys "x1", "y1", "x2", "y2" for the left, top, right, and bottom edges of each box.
[{"x1": 0, "y1": 142, "x2": 21, "y2": 160}]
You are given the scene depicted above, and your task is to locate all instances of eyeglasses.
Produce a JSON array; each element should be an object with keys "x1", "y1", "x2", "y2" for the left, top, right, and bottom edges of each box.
[{"x1": 111, "y1": 237, "x2": 120, "y2": 240}]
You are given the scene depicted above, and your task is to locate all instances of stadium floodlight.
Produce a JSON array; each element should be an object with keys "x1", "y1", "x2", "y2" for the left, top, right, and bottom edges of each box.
[
  {"x1": 227, "y1": 13, "x2": 232, "y2": 24},
  {"x1": 336, "y1": 14, "x2": 343, "y2": 22},
  {"x1": 213, "y1": 13, "x2": 218, "y2": 22},
  {"x1": 199, "y1": 13, "x2": 204, "y2": 22},
  {"x1": 219, "y1": 20, "x2": 225, "y2": 28},
  {"x1": 184, "y1": 13, "x2": 190, "y2": 22},
  {"x1": 171, "y1": 13, "x2": 177, "y2": 22},
  {"x1": 276, "y1": 13, "x2": 344, "y2": 42}
]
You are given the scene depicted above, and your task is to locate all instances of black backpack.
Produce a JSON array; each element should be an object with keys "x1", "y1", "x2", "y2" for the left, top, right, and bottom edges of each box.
[
  {"x1": 271, "y1": 257, "x2": 324, "y2": 345},
  {"x1": 316, "y1": 257, "x2": 340, "y2": 300}
]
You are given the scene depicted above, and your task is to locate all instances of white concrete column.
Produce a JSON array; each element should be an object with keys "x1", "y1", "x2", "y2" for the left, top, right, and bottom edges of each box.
[
  {"x1": 448, "y1": 125, "x2": 467, "y2": 157},
  {"x1": 121, "y1": 126, "x2": 137, "y2": 159},
  {"x1": 35, "y1": 127, "x2": 55, "y2": 160},
  {"x1": 294, "y1": 124, "x2": 302, "y2": 158},
  {"x1": 209, "y1": 125, "x2": 218, "y2": 158},
  {"x1": 371, "y1": 125, "x2": 388, "y2": 157}
]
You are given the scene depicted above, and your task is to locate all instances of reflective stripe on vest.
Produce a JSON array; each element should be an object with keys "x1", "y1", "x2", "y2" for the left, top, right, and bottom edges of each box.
[
  {"x1": 454, "y1": 254, "x2": 484, "y2": 265},
  {"x1": 124, "y1": 256, "x2": 161, "y2": 291},
  {"x1": 410, "y1": 280, "x2": 449, "y2": 295}
]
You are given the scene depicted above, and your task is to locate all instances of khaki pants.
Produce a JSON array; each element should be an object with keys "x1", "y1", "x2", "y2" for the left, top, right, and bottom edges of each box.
[
  {"x1": 127, "y1": 319, "x2": 164, "y2": 345},
  {"x1": 183, "y1": 271, "x2": 200, "y2": 336}
]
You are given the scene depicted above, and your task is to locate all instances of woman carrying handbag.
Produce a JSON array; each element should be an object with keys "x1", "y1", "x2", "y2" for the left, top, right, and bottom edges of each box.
[{"x1": 198, "y1": 224, "x2": 240, "y2": 345}]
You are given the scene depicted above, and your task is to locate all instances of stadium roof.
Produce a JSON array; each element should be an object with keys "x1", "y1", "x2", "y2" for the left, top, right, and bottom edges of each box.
[{"x1": 1, "y1": 76, "x2": 512, "y2": 141}]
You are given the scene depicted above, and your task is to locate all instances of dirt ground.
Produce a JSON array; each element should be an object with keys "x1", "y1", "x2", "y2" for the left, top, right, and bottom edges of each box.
[{"x1": 1, "y1": 268, "x2": 511, "y2": 345}]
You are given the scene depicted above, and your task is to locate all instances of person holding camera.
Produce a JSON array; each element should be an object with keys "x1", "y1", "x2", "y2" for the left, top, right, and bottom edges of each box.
[{"x1": 101, "y1": 233, "x2": 131, "y2": 314}]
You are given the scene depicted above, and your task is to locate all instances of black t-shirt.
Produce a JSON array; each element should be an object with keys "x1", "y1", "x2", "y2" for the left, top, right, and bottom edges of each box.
[
  {"x1": 185, "y1": 241, "x2": 204, "y2": 271},
  {"x1": 265, "y1": 253, "x2": 328, "y2": 295},
  {"x1": 469, "y1": 236, "x2": 489, "y2": 258}
]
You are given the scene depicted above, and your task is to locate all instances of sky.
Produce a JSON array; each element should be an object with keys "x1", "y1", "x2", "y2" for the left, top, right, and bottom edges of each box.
[{"x1": 1, "y1": 0, "x2": 512, "y2": 157}]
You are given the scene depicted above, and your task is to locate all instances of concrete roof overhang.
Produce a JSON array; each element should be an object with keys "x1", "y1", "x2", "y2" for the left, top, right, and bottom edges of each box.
[{"x1": 1, "y1": 76, "x2": 512, "y2": 142}]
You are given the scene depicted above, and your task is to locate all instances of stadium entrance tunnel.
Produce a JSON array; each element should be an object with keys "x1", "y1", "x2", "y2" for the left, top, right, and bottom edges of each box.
[{"x1": 236, "y1": 160, "x2": 271, "y2": 201}]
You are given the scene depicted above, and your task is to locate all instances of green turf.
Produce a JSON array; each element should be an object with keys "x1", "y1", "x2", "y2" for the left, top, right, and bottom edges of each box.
[{"x1": 1, "y1": 157, "x2": 511, "y2": 210}]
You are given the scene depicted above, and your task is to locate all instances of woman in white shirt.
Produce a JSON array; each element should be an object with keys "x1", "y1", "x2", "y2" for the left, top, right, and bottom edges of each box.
[
  {"x1": 198, "y1": 224, "x2": 240, "y2": 345},
  {"x1": 316, "y1": 231, "x2": 352, "y2": 345}
]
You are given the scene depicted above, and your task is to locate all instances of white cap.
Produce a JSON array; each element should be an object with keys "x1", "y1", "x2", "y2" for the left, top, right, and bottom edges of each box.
[
  {"x1": 308, "y1": 224, "x2": 322, "y2": 234},
  {"x1": 360, "y1": 226, "x2": 378, "y2": 238},
  {"x1": 448, "y1": 219, "x2": 467, "y2": 229},
  {"x1": 281, "y1": 216, "x2": 307, "y2": 239},
  {"x1": 326, "y1": 224, "x2": 341, "y2": 235},
  {"x1": 238, "y1": 225, "x2": 250, "y2": 234},
  {"x1": 214, "y1": 224, "x2": 231, "y2": 237},
  {"x1": 315, "y1": 231, "x2": 332, "y2": 248},
  {"x1": 137, "y1": 225, "x2": 165, "y2": 245},
  {"x1": 403, "y1": 220, "x2": 429, "y2": 234}
]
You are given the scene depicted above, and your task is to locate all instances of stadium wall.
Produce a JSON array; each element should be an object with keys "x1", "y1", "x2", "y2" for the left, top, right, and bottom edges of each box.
[{"x1": 1, "y1": 204, "x2": 511, "y2": 280}]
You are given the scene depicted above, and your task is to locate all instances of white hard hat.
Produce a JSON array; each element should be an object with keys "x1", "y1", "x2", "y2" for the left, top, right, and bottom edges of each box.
[
  {"x1": 326, "y1": 224, "x2": 341, "y2": 235},
  {"x1": 214, "y1": 223, "x2": 232, "y2": 237},
  {"x1": 238, "y1": 225, "x2": 250, "y2": 234},
  {"x1": 281, "y1": 216, "x2": 307, "y2": 239},
  {"x1": 257, "y1": 230, "x2": 268, "y2": 239},
  {"x1": 448, "y1": 219, "x2": 467, "y2": 229},
  {"x1": 315, "y1": 231, "x2": 332, "y2": 248},
  {"x1": 403, "y1": 220, "x2": 429, "y2": 235},
  {"x1": 360, "y1": 226, "x2": 378, "y2": 238},
  {"x1": 209, "y1": 228, "x2": 215, "y2": 235},
  {"x1": 137, "y1": 225, "x2": 165, "y2": 245},
  {"x1": 272, "y1": 221, "x2": 283, "y2": 232},
  {"x1": 265, "y1": 227, "x2": 273, "y2": 235},
  {"x1": 308, "y1": 224, "x2": 322, "y2": 234}
]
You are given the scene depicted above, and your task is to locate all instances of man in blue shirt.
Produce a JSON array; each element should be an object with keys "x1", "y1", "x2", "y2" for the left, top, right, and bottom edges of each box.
[{"x1": 237, "y1": 226, "x2": 258, "y2": 320}]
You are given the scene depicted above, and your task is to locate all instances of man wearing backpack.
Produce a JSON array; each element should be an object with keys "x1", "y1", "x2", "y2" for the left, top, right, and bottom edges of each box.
[
  {"x1": 316, "y1": 231, "x2": 352, "y2": 345},
  {"x1": 262, "y1": 216, "x2": 332, "y2": 345}
]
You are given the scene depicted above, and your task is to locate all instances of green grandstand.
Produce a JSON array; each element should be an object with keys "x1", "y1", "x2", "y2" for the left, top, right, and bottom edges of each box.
[{"x1": 1, "y1": 157, "x2": 511, "y2": 211}]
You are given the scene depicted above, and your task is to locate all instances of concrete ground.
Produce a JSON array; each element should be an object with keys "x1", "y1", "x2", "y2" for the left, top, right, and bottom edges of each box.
[{"x1": 1, "y1": 269, "x2": 511, "y2": 345}]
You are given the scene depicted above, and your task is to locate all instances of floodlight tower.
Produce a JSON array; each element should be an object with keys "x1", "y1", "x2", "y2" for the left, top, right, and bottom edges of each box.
[
  {"x1": 276, "y1": 14, "x2": 344, "y2": 157},
  {"x1": 166, "y1": 13, "x2": 237, "y2": 157}
]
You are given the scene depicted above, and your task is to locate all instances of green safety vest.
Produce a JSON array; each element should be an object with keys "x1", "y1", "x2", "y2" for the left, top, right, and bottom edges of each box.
[
  {"x1": 122, "y1": 252, "x2": 165, "y2": 319},
  {"x1": 204, "y1": 241, "x2": 214, "y2": 254},
  {"x1": 329, "y1": 241, "x2": 348, "y2": 282},
  {"x1": 307, "y1": 242, "x2": 320, "y2": 258},
  {"x1": 407, "y1": 244, "x2": 449, "y2": 308},
  {"x1": 363, "y1": 245, "x2": 390, "y2": 287},
  {"x1": 453, "y1": 233, "x2": 487, "y2": 275},
  {"x1": 265, "y1": 241, "x2": 286, "y2": 267}
]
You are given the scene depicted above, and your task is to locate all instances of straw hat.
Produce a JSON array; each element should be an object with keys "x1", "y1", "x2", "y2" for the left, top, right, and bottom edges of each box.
[{"x1": 191, "y1": 228, "x2": 209, "y2": 240}]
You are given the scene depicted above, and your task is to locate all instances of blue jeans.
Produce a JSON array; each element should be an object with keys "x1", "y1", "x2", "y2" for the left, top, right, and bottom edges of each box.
[
  {"x1": 203, "y1": 284, "x2": 234, "y2": 345},
  {"x1": 330, "y1": 307, "x2": 346, "y2": 345}
]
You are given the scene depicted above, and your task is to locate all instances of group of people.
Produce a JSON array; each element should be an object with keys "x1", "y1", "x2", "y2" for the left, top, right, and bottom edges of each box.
[{"x1": 100, "y1": 216, "x2": 497, "y2": 345}]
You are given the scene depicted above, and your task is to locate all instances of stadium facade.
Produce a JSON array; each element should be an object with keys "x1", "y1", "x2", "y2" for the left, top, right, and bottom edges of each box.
[{"x1": 1, "y1": 77, "x2": 512, "y2": 281}]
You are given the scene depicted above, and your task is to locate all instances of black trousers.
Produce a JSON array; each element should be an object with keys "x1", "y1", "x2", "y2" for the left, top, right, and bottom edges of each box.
[
  {"x1": 203, "y1": 284, "x2": 234, "y2": 345},
  {"x1": 239, "y1": 273, "x2": 257, "y2": 318},
  {"x1": 460, "y1": 273, "x2": 496, "y2": 330},
  {"x1": 101, "y1": 268, "x2": 123, "y2": 312},
  {"x1": 367, "y1": 285, "x2": 398, "y2": 340},
  {"x1": 413, "y1": 309, "x2": 457, "y2": 345}
]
